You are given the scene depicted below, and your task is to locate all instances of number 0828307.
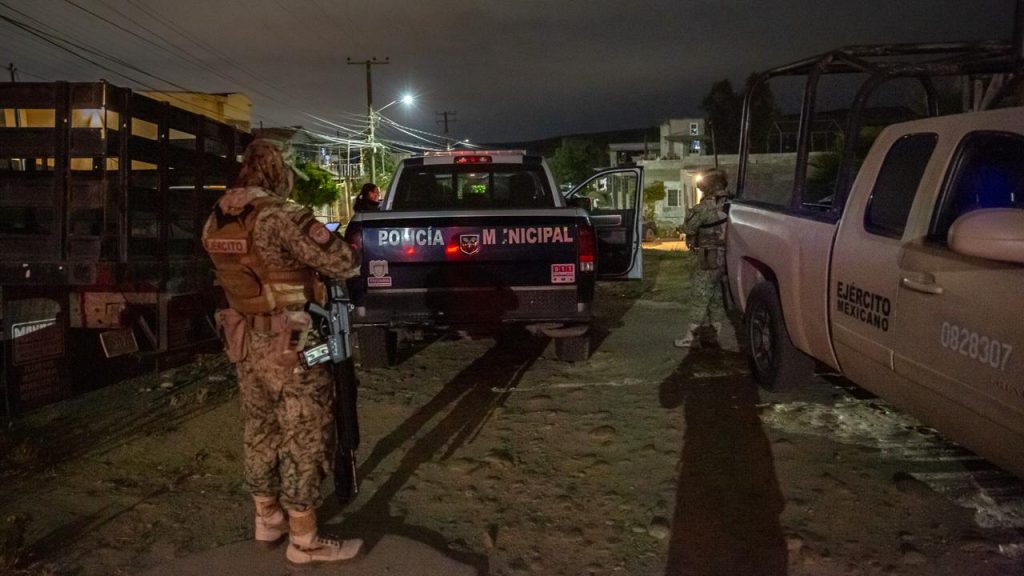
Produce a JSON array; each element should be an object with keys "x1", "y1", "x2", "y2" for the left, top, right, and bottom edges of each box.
[{"x1": 940, "y1": 322, "x2": 1013, "y2": 371}]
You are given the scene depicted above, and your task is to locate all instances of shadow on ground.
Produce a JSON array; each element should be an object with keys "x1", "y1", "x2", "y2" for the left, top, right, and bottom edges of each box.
[
  {"x1": 322, "y1": 329, "x2": 551, "y2": 574},
  {"x1": 659, "y1": 346, "x2": 787, "y2": 576}
]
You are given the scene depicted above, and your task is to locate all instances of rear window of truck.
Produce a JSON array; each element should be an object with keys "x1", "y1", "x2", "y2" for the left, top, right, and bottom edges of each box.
[{"x1": 391, "y1": 164, "x2": 554, "y2": 210}]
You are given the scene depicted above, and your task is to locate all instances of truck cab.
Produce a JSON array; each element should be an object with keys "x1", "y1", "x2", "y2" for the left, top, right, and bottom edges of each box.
[{"x1": 829, "y1": 109, "x2": 1023, "y2": 476}]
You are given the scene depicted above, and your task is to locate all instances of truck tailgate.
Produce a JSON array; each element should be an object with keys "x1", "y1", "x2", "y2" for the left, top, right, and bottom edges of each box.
[{"x1": 348, "y1": 212, "x2": 592, "y2": 325}]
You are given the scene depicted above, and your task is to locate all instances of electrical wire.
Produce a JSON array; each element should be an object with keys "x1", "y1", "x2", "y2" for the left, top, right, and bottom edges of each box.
[
  {"x1": 1, "y1": 3, "x2": 441, "y2": 151},
  {"x1": 81, "y1": 0, "x2": 296, "y2": 107},
  {"x1": 123, "y1": 0, "x2": 307, "y2": 106},
  {"x1": 0, "y1": 4, "x2": 285, "y2": 127},
  {"x1": 378, "y1": 115, "x2": 454, "y2": 141}
]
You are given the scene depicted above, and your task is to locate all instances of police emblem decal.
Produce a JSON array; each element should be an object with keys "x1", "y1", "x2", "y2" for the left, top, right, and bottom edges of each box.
[
  {"x1": 459, "y1": 234, "x2": 481, "y2": 255},
  {"x1": 367, "y1": 260, "x2": 392, "y2": 287}
]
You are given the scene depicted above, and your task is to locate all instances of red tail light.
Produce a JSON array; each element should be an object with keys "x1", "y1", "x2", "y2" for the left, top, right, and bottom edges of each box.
[
  {"x1": 578, "y1": 223, "x2": 595, "y2": 273},
  {"x1": 453, "y1": 155, "x2": 492, "y2": 164}
]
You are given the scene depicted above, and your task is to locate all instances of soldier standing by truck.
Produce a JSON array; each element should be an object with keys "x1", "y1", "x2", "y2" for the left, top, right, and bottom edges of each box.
[
  {"x1": 201, "y1": 139, "x2": 363, "y2": 564},
  {"x1": 675, "y1": 169, "x2": 730, "y2": 349}
]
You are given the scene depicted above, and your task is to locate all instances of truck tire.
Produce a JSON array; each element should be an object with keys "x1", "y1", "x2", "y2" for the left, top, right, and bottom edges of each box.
[
  {"x1": 744, "y1": 282, "x2": 815, "y2": 390},
  {"x1": 356, "y1": 327, "x2": 396, "y2": 369},
  {"x1": 555, "y1": 334, "x2": 590, "y2": 363}
]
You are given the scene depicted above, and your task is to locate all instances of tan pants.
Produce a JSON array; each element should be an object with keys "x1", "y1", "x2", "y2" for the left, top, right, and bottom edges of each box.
[{"x1": 236, "y1": 328, "x2": 335, "y2": 511}]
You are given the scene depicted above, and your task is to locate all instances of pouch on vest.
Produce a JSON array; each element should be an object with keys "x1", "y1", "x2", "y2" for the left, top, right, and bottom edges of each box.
[
  {"x1": 270, "y1": 311, "x2": 312, "y2": 369},
  {"x1": 697, "y1": 246, "x2": 725, "y2": 271}
]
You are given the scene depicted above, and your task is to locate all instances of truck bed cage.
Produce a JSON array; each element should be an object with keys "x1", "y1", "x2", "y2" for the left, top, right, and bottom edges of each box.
[{"x1": 737, "y1": 5, "x2": 1024, "y2": 220}]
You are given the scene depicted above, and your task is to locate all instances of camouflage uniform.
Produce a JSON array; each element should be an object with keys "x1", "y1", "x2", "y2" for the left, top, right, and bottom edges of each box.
[
  {"x1": 677, "y1": 171, "x2": 729, "y2": 348},
  {"x1": 203, "y1": 185, "x2": 359, "y2": 512}
]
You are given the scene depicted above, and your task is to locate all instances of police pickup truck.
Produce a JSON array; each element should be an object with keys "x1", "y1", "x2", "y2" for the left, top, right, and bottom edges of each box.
[
  {"x1": 344, "y1": 150, "x2": 643, "y2": 366},
  {"x1": 728, "y1": 107, "x2": 1024, "y2": 477}
]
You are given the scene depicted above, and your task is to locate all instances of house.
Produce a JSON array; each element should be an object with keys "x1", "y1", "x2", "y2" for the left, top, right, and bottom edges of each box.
[
  {"x1": 608, "y1": 114, "x2": 852, "y2": 233},
  {"x1": 609, "y1": 117, "x2": 727, "y2": 232}
]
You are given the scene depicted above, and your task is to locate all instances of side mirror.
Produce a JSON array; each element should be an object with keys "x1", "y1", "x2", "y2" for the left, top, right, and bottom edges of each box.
[
  {"x1": 567, "y1": 196, "x2": 593, "y2": 211},
  {"x1": 948, "y1": 208, "x2": 1024, "y2": 264}
]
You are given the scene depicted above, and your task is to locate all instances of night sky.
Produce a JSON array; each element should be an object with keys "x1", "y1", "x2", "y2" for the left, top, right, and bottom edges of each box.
[{"x1": 0, "y1": 0, "x2": 1016, "y2": 143}]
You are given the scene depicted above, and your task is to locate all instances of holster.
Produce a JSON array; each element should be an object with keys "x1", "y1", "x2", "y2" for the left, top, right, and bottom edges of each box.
[{"x1": 214, "y1": 308, "x2": 247, "y2": 363}]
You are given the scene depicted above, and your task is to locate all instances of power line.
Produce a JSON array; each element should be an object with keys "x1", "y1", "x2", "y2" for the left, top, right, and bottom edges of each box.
[
  {"x1": 378, "y1": 115, "x2": 466, "y2": 147},
  {"x1": 0, "y1": 7, "x2": 280, "y2": 127},
  {"x1": 0, "y1": 2, "x2": 339, "y2": 131},
  {"x1": 0, "y1": 3, "x2": 393, "y2": 146},
  {"x1": 123, "y1": 0, "x2": 304, "y2": 105},
  {"x1": 81, "y1": 0, "x2": 294, "y2": 107}
]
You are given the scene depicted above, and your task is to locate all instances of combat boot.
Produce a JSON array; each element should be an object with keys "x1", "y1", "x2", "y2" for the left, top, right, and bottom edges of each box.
[
  {"x1": 286, "y1": 509, "x2": 363, "y2": 564},
  {"x1": 253, "y1": 495, "x2": 288, "y2": 547}
]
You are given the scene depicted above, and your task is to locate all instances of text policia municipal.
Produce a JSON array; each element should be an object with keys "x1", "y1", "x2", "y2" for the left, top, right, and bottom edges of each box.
[{"x1": 377, "y1": 226, "x2": 575, "y2": 247}]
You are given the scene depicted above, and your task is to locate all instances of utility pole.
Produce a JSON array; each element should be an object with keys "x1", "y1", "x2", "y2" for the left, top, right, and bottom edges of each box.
[
  {"x1": 344, "y1": 137, "x2": 352, "y2": 223},
  {"x1": 347, "y1": 57, "x2": 389, "y2": 183},
  {"x1": 7, "y1": 63, "x2": 20, "y2": 128},
  {"x1": 435, "y1": 111, "x2": 457, "y2": 149}
]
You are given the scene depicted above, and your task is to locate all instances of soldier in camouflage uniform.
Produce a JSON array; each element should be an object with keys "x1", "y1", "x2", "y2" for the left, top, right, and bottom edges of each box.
[
  {"x1": 675, "y1": 169, "x2": 730, "y2": 349},
  {"x1": 202, "y1": 139, "x2": 363, "y2": 564}
]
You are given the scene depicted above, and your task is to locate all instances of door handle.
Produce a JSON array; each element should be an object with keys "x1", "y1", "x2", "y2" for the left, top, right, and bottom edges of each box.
[
  {"x1": 901, "y1": 277, "x2": 944, "y2": 295},
  {"x1": 590, "y1": 214, "x2": 623, "y2": 227}
]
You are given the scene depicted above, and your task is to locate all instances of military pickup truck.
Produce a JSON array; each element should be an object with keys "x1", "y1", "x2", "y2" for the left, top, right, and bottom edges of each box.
[
  {"x1": 728, "y1": 107, "x2": 1024, "y2": 477},
  {"x1": 723, "y1": 29, "x2": 1024, "y2": 476},
  {"x1": 344, "y1": 150, "x2": 643, "y2": 366}
]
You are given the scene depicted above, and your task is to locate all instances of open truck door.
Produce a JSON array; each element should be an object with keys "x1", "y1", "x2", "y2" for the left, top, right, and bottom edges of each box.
[{"x1": 566, "y1": 167, "x2": 644, "y2": 280}]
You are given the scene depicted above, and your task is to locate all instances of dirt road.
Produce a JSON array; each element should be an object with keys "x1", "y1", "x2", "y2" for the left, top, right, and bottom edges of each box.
[{"x1": 1, "y1": 251, "x2": 1022, "y2": 575}]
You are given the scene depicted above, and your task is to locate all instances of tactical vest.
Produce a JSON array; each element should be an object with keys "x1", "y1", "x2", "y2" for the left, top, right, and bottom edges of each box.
[
  {"x1": 690, "y1": 198, "x2": 727, "y2": 271},
  {"x1": 696, "y1": 219, "x2": 726, "y2": 248},
  {"x1": 203, "y1": 197, "x2": 318, "y2": 315}
]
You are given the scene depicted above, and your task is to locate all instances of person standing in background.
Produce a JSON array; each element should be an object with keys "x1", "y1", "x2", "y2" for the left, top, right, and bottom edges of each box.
[{"x1": 675, "y1": 169, "x2": 730, "y2": 349}]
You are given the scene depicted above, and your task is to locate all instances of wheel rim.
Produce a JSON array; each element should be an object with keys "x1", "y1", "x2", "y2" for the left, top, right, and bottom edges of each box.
[{"x1": 749, "y1": 306, "x2": 774, "y2": 374}]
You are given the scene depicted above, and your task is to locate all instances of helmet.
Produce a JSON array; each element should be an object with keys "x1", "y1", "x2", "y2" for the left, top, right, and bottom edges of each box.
[
  {"x1": 697, "y1": 168, "x2": 729, "y2": 197},
  {"x1": 236, "y1": 138, "x2": 308, "y2": 198}
]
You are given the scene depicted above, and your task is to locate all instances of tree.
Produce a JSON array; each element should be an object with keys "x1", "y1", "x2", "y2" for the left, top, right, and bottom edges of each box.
[
  {"x1": 701, "y1": 75, "x2": 779, "y2": 155},
  {"x1": 291, "y1": 160, "x2": 340, "y2": 208},
  {"x1": 642, "y1": 180, "x2": 666, "y2": 222},
  {"x1": 702, "y1": 79, "x2": 742, "y2": 155},
  {"x1": 548, "y1": 138, "x2": 605, "y2": 188},
  {"x1": 745, "y1": 73, "x2": 779, "y2": 154}
]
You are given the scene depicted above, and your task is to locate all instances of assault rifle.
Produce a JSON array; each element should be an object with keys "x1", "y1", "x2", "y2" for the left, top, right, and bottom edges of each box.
[{"x1": 301, "y1": 279, "x2": 360, "y2": 505}]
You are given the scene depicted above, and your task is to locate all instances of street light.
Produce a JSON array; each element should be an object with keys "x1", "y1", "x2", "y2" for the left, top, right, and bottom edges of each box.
[{"x1": 368, "y1": 93, "x2": 415, "y2": 183}]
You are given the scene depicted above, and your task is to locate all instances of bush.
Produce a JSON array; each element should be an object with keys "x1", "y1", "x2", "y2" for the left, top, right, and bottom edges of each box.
[{"x1": 655, "y1": 220, "x2": 680, "y2": 239}]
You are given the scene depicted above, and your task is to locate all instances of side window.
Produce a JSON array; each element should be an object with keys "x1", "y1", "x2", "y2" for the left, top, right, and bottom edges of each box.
[
  {"x1": 863, "y1": 133, "x2": 937, "y2": 238},
  {"x1": 931, "y1": 131, "x2": 1024, "y2": 243},
  {"x1": 574, "y1": 172, "x2": 638, "y2": 211}
]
